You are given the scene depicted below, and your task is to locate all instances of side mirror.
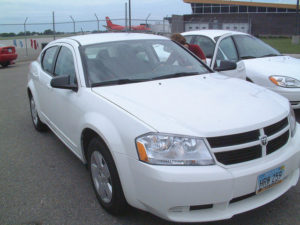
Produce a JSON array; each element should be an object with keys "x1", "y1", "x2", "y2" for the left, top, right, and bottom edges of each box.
[
  {"x1": 51, "y1": 75, "x2": 78, "y2": 91},
  {"x1": 214, "y1": 60, "x2": 237, "y2": 72}
]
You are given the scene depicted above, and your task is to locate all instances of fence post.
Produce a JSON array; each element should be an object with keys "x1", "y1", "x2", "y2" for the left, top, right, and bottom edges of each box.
[
  {"x1": 125, "y1": 3, "x2": 128, "y2": 31},
  {"x1": 52, "y1": 11, "x2": 56, "y2": 40},
  {"x1": 129, "y1": 0, "x2": 131, "y2": 31},
  {"x1": 24, "y1": 17, "x2": 28, "y2": 56},
  {"x1": 70, "y1": 16, "x2": 75, "y2": 34},
  {"x1": 95, "y1": 14, "x2": 100, "y2": 32}
]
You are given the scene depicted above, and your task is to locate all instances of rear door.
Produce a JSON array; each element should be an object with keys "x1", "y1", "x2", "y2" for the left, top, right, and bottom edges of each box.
[{"x1": 211, "y1": 34, "x2": 246, "y2": 80}]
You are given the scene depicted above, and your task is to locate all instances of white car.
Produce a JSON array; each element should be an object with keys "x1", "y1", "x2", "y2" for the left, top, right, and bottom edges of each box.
[
  {"x1": 27, "y1": 33, "x2": 300, "y2": 223},
  {"x1": 182, "y1": 30, "x2": 300, "y2": 109}
]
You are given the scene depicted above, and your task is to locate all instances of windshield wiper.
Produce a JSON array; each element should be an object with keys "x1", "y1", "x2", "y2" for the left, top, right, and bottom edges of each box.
[
  {"x1": 259, "y1": 53, "x2": 281, "y2": 58},
  {"x1": 151, "y1": 72, "x2": 199, "y2": 81},
  {"x1": 91, "y1": 78, "x2": 150, "y2": 87},
  {"x1": 240, "y1": 56, "x2": 257, "y2": 59}
]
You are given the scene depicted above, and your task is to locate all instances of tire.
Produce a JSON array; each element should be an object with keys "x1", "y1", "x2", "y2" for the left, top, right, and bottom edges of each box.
[
  {"x1": 88, "y1": 137, "x2": 127, "y2": 214},
  {"x1": 1, "y1": 62, "x2": 9, "y2": 67},
  {"x1": 29, "y1": 95, "x2": 47, "y2": 132}
]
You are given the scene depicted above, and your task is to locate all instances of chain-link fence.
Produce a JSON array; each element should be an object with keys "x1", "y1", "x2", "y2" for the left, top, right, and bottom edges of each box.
[{"x1": 0, "y1": 17, "x2": 173, "y2": 62}]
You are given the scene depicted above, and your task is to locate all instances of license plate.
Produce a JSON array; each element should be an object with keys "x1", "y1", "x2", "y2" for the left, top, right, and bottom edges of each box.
[{"x1": 256, "y1": 166, "x2": 285, "y2": 194}]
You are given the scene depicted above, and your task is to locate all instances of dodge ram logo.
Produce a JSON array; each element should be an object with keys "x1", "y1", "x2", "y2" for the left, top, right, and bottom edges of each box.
[{"x1": 260, "y1": 135, "x2": 268, "y2": 146}]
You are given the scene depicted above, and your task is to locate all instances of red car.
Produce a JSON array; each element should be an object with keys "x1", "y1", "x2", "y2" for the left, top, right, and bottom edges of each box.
[{"x1": 0, "y1": 44, "x2": 18, "y2": 67}]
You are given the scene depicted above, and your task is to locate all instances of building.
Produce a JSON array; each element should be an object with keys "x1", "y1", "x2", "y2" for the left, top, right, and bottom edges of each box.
[{"x1": 170, "y1": 0, "x2": 299, "y2": 36}]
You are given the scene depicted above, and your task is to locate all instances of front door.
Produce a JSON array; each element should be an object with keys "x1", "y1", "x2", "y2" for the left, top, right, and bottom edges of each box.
[{"x1": 211, "y1": 34, "x2": 246, "y2": 80}]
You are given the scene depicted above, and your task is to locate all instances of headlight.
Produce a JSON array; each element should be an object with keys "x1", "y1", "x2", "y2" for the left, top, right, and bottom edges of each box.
[
  {"x1": 269, "y1": 76, "x2": 300, "y2": 88},
  {"x1": 289, "y1": 105, "x2": 297, "y2": 137},
  {"x1": 136, "y1": 133, "x2": 215, "y2": 166}
]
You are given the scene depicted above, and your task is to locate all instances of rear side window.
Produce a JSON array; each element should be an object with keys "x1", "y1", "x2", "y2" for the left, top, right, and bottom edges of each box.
[{"x1": 42, "y1": 46, "x2": 58, "y2": 74}]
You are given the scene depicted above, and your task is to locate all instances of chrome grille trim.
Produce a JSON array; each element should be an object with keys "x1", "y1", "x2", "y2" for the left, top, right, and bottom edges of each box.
[{"x1": 208, "y1": 117, "x2": 290, "y2": 165}]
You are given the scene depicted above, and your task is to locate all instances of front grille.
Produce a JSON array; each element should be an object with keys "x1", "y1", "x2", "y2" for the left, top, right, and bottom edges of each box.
[
  {"x1": 230, "y1": 192, "x2": 256, "y2": 204},
  {"x1": 190, "y1": 204, "x2": 213, "y2": 211},
  {"x1": 215, "y1": 145, "x2": 262, "y2": 165},
  {"x1": 264, "y1": 118, "x2": 288, "y2": 136},
  {"x1": 207, "y1": 130, "x2": 260, "y2": 148},
  {"x1": 209, "y1": 117, "x2": 289, "y2": 165},
  {"x1": 267, "y1": 131, "x2": 290, "y2": 155}
]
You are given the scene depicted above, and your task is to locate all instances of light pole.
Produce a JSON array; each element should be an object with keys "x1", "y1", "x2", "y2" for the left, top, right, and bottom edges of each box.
[
  {"x1": 70, "y1": 15, "x2": 75, "y2": 34},
  {"x1": 24, "y1": 17, "x2": 28, "y2": 56},
  {"x1": 95, "y1": 13, "x2": 100, "y2": 32}
]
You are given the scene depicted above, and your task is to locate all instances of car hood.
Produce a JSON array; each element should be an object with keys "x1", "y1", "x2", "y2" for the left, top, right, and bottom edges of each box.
[
  {"x1": 244, "y1": 56, "x2": 300, "y2": 79},
  {"x1": 92, "y1": 74, "x2": 289, "y2": 137}
]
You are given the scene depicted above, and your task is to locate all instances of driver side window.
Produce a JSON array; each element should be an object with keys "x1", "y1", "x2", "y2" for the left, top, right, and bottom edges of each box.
[
  {"x1": 216, "y1": 37, "x2": 238, "y2": 62},
  {"x1": 54, "y1": 47, "x2": 77, "y2": 85}
]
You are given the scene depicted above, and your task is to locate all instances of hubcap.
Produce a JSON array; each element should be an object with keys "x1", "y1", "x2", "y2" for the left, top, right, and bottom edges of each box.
[
  {"x1": 91, "y1": 151, "x2": 112, "y2": 203},
  {"x1": 30, "y1": 98, "x2": 38, "y2": 125}
]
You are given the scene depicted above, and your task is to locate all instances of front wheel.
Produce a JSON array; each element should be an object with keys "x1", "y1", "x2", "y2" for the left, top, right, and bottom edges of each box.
[
  {"x1": 1, "y1": 62, "x2": 9, "y2": 67},
  {"x1": 88, "y1": 138, "x2": 127, "y2": 214},
  {"x1": 29, "y1": 95, "x2": 47, "y2": 131}
]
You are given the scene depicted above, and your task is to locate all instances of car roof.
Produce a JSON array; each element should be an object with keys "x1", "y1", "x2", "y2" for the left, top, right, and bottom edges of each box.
[
  {"x1": 182, "y1": 29, "x2": 247, "y2": 40},
  {"x1": 54, "y1": 33, "x2": 168, "y2": 46}
]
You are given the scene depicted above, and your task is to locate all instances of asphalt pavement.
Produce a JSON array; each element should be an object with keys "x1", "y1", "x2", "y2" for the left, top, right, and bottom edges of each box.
[{"x1": 1, "y1": 62, "x2": 300, "y2": 225}]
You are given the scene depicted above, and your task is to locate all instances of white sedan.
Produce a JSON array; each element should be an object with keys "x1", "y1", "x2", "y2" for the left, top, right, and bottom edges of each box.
[
  {"x1": 27, "y1": 33, "x2": 300, "y2": 222},
  {"x1": 182, "y1": 30, "x2": 300, "y2": 109}
]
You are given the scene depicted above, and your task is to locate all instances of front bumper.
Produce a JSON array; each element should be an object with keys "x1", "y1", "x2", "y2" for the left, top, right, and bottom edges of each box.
[
  {"x1": 115, "y1": 124, "x2": 300, "y2": 223},
  {"x1": 269, "y1": 87, "x2": 300, "y2": 109}
]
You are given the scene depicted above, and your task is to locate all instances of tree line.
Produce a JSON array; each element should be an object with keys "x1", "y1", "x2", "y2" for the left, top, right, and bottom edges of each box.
[{"x1": 0, "y1": 29, "x2": 64, "y2": 37}]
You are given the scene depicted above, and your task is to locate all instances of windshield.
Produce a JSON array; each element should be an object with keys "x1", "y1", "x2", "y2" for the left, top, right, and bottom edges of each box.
[
  {"x1": 81, "y1": 39, "x2": 210, "y2": 87},
  {"x1": 233, "y1": 35, "x2": 281, "y2": 59}
]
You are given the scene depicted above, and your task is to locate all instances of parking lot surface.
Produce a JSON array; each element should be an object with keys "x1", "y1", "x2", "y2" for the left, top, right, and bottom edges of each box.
[{"x1": 1, "y1": 62, "x2": 300, "y2": 225}]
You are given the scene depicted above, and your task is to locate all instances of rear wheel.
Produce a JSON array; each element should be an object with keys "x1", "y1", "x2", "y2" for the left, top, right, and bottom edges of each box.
[
  {"x1": 29, "y1": 95, "x2": 47, "y2": 131},
  {"x1": 88, "y1": 137, "x2": 127, "y2": 214}
]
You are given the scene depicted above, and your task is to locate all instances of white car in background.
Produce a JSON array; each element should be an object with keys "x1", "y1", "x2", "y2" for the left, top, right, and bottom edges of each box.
[
  {"x1": 182, "y1": 30, "x2": 300, "y2": 109},
  {"x1": 27, "y1": 33, "x2": 300, "y2": 222}
]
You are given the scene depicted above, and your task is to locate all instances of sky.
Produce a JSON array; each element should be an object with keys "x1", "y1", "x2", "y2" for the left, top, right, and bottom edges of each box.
[
  {"x1": 0, "y1": 0, "x2": 191, "y2": 33},
  {"x1": 1, "y1": 0, "x2": 298, "y2": 34}
]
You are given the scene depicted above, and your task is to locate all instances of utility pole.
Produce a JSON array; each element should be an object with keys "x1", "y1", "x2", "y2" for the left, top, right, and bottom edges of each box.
[
  {"x1": 24, "y1": 17, "x2": 28, "y2": 56},
  {"x1": 128, "y1": 0, "x2": 131, "y2": 31},
  {"x1": 52, "y1": 11, "x2": 56, "y2": 40},
  {"x1": 95, "y1": 13, "x2": 100, "y2": 32},
  {"x1": 70, "y1": 15, "x2": 75, "y2": 34}
]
